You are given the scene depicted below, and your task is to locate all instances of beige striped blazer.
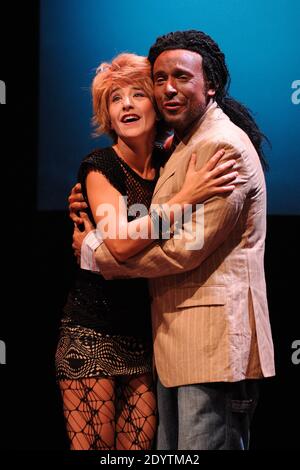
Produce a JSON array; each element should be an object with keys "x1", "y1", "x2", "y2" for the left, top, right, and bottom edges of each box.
[{"x1": 94, "y1": 102, "x2": 275, "y2": 387}]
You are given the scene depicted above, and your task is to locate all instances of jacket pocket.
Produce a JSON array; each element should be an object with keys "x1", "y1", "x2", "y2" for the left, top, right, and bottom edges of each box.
[{"x1": 176, "y1": 285, "x2": 226, "y2": 308}]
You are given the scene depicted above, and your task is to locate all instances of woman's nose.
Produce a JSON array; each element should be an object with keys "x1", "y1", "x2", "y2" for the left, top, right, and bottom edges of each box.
[{"x1": 122, "y1": 96, "x2": 133, "y2": 109}]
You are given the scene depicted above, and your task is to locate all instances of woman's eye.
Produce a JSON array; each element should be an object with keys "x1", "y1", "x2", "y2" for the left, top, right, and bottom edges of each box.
[
  {"x1": 111, "y1": 95, "x2": 121, "y2": 102},
  {"x1": 134, "y1": 92, "x2": 145, "y2": 97}
]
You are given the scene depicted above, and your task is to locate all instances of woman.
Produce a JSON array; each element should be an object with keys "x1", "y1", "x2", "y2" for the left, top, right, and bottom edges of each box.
[{"x1": 56, "y1": 53, "x2": 237, "y2": 450}]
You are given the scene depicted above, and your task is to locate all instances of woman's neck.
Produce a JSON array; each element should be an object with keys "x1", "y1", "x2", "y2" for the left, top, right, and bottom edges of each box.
[{"x1": 113, "y1": 136, "x2": 155, "y2": 179}]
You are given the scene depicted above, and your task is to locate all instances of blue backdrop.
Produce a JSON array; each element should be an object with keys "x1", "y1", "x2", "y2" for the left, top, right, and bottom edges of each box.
[{"x1": 38, "y1": 0, "x2": 300, "y2": 213}]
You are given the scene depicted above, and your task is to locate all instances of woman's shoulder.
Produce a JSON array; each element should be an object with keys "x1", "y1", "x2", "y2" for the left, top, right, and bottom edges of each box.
[
  {"x1": 80, "y1": 146, "x2": 115, "y2": 166},
  {"x1": 77, "y1": 146, "x2": 126, "y2": 193},
  {"x1": 78, "y1": 146, "x2": 123, "y2": 175}
]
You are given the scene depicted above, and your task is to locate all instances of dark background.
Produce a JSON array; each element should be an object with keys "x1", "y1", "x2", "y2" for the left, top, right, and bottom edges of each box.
[{"x1": 0, "y1": 1, "x2": 299, "y2": 452}]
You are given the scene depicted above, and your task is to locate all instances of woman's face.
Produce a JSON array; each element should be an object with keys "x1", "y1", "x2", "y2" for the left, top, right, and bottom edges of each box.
[{"x1": 108, "y1": 85, "x2": 156, "y2": 141}]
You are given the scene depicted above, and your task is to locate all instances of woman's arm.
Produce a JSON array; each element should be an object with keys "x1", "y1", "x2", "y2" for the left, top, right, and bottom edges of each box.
[{"x1": 82, "y1": 149, "x2": 237, "y2": 262}]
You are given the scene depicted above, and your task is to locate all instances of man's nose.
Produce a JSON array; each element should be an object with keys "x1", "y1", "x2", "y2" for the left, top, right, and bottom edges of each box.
[{"x1": 165, "y1": 79, "x2": 177, "y2": 97}]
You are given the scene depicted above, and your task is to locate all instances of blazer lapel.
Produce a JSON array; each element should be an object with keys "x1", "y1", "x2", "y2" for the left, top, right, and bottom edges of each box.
[
  {"x1": 152, "y1": 138, "x2": 188, "y2": 197},
  {"x1": 153, "y1": 101, "x2": 221, "y2": 198},
  {"x1": 153, "y1": 164, "x2": 176, "y2": 197}
]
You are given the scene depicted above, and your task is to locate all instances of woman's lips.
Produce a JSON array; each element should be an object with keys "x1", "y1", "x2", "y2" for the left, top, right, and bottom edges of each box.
[{"x1": 121, "y1": 114, "x2": 141, "y2": 123}]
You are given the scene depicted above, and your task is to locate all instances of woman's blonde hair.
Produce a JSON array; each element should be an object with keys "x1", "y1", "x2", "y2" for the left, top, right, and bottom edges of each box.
[{"x1": 92, "y1": 53, "x2": 154, "y2": 141}]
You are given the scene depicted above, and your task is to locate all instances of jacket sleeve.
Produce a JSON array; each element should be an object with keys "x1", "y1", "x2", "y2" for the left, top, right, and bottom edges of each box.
[{"x1": 94, "y1": 144, "x2": 249, "y2": 279}]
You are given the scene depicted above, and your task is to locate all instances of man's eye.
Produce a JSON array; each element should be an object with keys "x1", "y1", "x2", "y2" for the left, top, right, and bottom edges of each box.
[{"x1": 155, "y1": 77, "x2": 166, "y2": 84}]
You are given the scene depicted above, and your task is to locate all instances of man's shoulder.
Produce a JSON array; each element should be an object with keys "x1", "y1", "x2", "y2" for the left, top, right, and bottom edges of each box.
[{"x1": 192, "y1": 110, "x2": 255, "y2": 155}]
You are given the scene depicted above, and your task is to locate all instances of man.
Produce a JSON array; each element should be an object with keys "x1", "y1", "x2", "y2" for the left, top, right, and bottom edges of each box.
[{"x1": 69, "y1": 30, "x2": 275, "y2": 450}]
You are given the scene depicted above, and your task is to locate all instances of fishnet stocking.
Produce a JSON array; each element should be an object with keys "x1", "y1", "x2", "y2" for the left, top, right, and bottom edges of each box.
[
  {"x1": 116, "y1": 374, "x2": 157, "y2": 450},
  {"x1": 59, "y1": 373, "x2": 156, "y2": 450},
  {"x1": 60, "y1": 377, "x2": 115, "y2": 450}
]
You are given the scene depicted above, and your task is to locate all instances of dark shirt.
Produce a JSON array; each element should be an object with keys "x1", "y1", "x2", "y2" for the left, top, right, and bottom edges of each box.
[{"x1": 63, "y1": 146, "x2": 167, "y2": 340}]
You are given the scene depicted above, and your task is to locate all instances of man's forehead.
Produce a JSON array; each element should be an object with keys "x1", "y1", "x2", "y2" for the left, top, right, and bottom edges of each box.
[{"x1": 153, "y1": 49, "x2": 203, "y2": 71}]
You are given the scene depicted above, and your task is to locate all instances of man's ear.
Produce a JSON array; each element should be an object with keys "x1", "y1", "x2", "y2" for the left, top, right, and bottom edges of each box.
[
  {"x1": 205, "y1": 78, "x2": 216, "y2": 97},
  {"x1": 207, "y1": 87, "x2": 216, "y2": 97}
]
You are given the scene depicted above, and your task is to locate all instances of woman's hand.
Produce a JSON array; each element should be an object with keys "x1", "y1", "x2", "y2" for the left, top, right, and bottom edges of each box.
[
  {"x1": 72, "y1": 212, "x2": 95, "y2": 262},
  {"x1": 178, "y1": 149, "x2": 238, "y2": 205}
]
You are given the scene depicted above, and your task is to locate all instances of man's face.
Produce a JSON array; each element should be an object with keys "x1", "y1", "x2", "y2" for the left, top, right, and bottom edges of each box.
[{"x1": 153, "y1": 49, "x2": 215, "y2": 138}]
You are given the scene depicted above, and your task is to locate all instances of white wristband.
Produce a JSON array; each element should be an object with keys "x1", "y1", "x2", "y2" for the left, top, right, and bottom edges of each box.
[{"x1": 81, "y1": 229, "x2": 103, "y2": 272}]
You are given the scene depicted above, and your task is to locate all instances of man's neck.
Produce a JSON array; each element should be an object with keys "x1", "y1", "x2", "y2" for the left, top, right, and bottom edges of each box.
[{"x1": 174, "y1": 99, "x2": 215, "y2": 145}]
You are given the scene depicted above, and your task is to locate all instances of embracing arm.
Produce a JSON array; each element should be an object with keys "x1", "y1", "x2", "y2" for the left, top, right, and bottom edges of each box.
[
  {"x1": 82, "y1": 148, "x2": 236, "y2": 262},
  {"x1": 95, "y1": 188, "x2": 245, "y2": 279},
  {"x1": 94, "y1": 144, "x2": 248, "y2": 279}
]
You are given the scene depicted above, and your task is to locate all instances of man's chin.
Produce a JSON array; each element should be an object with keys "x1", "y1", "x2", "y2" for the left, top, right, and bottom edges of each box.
[{"x1": 162, "y1": 112, "x2": 185, "y2": 127}]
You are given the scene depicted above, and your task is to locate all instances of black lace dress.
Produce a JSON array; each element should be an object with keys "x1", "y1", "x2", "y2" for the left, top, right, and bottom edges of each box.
[{"x1": 56, "y1": 146, "x2": 165, "y2": 380}]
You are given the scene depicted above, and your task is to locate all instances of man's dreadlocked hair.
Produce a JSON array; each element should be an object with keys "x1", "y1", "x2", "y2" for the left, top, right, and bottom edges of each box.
[{"x1": 148, "y1": 30, "x2": 269, "y2": 170}]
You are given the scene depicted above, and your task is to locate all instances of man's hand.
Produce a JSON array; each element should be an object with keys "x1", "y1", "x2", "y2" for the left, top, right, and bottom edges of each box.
[
  {"x1": 72, "y1": 212, "x2": 95, "y2": 261},
  {"x1": 68, "y1": 183, "x2": 88, "y2": 224}
]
